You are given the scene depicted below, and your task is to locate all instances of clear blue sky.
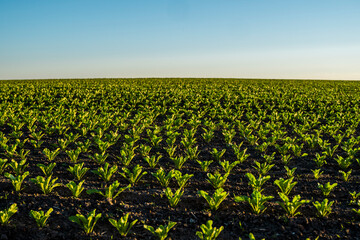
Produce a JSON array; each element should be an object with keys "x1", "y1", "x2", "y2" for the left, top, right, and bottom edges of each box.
[{"x1": 1, "y1": 0, "x2": 359, "y2": 80}]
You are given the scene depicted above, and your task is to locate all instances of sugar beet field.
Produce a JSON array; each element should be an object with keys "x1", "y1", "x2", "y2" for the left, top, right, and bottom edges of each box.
[{"x1": 1, "y1": 78, "x2": 360, "y2": 240}]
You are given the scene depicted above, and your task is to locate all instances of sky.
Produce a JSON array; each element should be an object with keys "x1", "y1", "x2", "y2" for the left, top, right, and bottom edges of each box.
[{"x1": 0, "y1": 0, "x2": 359, "y2": 80}]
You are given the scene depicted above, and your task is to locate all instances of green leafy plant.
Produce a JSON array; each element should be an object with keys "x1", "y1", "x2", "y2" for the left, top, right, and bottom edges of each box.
[
  {"x1": 339, "y1": 169, "x2": 352, "y2": 182},
  {"x1": 8, "y1": 159, "x2": 28, "y2": 176},
  {"x1": 4, "y1": 171, "x2": 29, "y2": 192},
  {"x1": 234, "y1": 190, "x2": 274, "y2": 215},
  {"x1": 120, "y1": 164, "x2": 147, "y2": 186},
  {"x1": 313, "y1": 153, "x2": 327, "y2": 168},
  {"x1": 277, "y1": 192, "x2": 310, "y2": 217},
  {"x1": 311, "y1": 168, "x2": 323, "y2": 179},
  {"x1": 253, "y1": 161, "x2": 274, "y2": 176},
  {"x1": 334, "y1": 155, "x2": 352, "y2": 170},
  {"x1": 198, "y1": 188, "x2": 228, "y2": 211},
  {"x1": 196, "y1": 220, "x2": 224, "y2": 240},
  {"x1": 117, "y1": 145, "x2": 137, "y2": 166},
  {"x1": 274, "y1": 177, "x2": 297, "y2": 196},
  {"x1": 29, "y1": 208, "x2": 53, "y2": 228},
  {"x1": 108, "y1": 213, "x2": 138, "y2": 237},
  {"x1": 313, "y1": 199, "x2": 334, "y2": 217},
  {"x1": 210, "y1": 148, "x2": 226, "y2": 161},
  {"x1": 284, "y1": 166, "x2": 296, "y2": 178},
  {"x1": 207, "y1": 172, "x2": 229, "y2": 189},
  {"x1": 350, "y1": 191, "x2": 360, "y2": 205},
  {"x1": 90, "y1": 152, "x2": 109, "y2": 165},
  {"x1": 171, "y1": 156, "x2": 188, "y2": 170},
  {"x1": 0, "y1": 203, "x2": 17, "y2": 225},
  {"x1": 69, "y1": 209, "x2": 102, "y2": 235},
  {"x1": 66, "y1": 180, "x2": 85, "y2": 198},
  {"x1": 67, "y1": 162, "x2": 89, "y2": 181},
  {"x1": 87, "y1": 181, "x2": 130, "y2": 205},
  {"x1": 245, "y1": 172, "x2": 270, "y2": 192},
  {"x1": 144, "y1": 154, "x2": 163, "y2": 168},
  {"x1": 91, "y1": 162, "x2": 117, "y2": 182},
  {"x1": 173, "y1": 170, "x2": 193, "y2": 188},
  {"x1": 37, "y1": 162, "x2": 56, "y2": 177},
  {"x1": 31, "y1": 175, "x2": 61, "y2": 195},
  {"x1": 152, "y1": 168, "x2": 175, "y2": 188},
  {"x1": 318, "y1": 182, "x2": 337, "y2": 196},
  {"x1": 0, "y1": 158, "x2": 8, "y2": 174},
  {"x1": 42, "y1": 148, "x2": 61, "y2": 162},
  {"x1": 219, "y1": 160, "x2": 240, "y2": 173},
  {"x1": 66, "y1": 148, "x2": 82, "y2": 163},
  {"x1": 164, "y1": 187, "x2": 184, "y2": 207},
  {"x1": 197, "y1": 160, "x2": 213, "y2": 172},
  {"x1": 143, "y1": 221, "x2": 176, "y2": 240}
]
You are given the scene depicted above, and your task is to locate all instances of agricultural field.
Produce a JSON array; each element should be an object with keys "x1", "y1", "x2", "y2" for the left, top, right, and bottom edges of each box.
[{"x1": 0, "y1": 78, "x2": 360, "y2": 240}]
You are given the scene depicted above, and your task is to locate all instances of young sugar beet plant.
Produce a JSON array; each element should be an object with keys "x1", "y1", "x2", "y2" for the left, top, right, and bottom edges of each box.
[
  {"x1": 120, "y1": 164, "x2": 147, "y2": 186},
  {"x1": 313, "y1": 199, "x2": 334, "y2": 217},
  {"x1": 198, "y1": 188, "x2": 228, "y2": 211},
  {"x1": 318, "y1": 182, "x2": 338, "y2": 197},
  {"x1": 164, "y1": 187, "x2": 184, "y2": 207},
  {"x1": 173, "y1": 170, "x2": 193, "y2": 188},
  {"x1": 0, "y1": 203, "x2": 17, "y2": 225},
  {"x1": 4, "y1": 171, "x2": 29, "y2": 192},
  {"x1": 196, "y1": 220, "x2": 224, "y2": 240},
  {"x1": 152, "y1": 168, "x2": 175, "y2": 188},
  {"x1": 67, "y1": 162, "x2": 89, "y2": 181},
  {"x1": 277, "y1": 193, "x2": 310, "y2": 217},
  {"x1": 66, "y1": 180, "x2": 85, "y2": 198},
  {"x1": 234, "y1": 190, "x2": 274, "y2": 215},
  {"x1": 31, "y1": 175, "x2": 62, "y2": 195},
  {"x1": 143, "y1": 221, "x2": 176, "y2": 240},
  {"x1": 37, "y1": 162, "x2": 56, "y2": 177},
  {"x1": 87, "y1": 181, "x2": 131, "y2": 205},
  {"x1": 69, "y1": 209, "x2": 102, "y2": 235},
  {"x1": 207, "y1": 172, "x2": 229, "y2": 189},
  {"x1": 29, "y1": 208, "x2": 53, "y2": 228},
  {"x1": 274, "y1": 177, "x2": 297, "y2": 196},
  {"x1": 108, "y1": 213, "x2": 138, "y2": 237},
  {"x1": 91, "y1": 162, "x2": 118, "y2": 182}
]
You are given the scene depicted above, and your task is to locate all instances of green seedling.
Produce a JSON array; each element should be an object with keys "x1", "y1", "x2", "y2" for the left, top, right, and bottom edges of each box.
[
  {"x1": 152, "y1": 168, "x2": 175, "y2": 188},
  {"x1": 246, "y1": 172, "x2": 270, "y2": 192},
  {"x1": 87, "y1": 181, "x2": 130, "y2": 205},
  {"x1": 144, "y1": 154, "x2": 162, "y2": 168},
  {"x1": 69, "y1": 209, "x2": 102, "y2": 235},
  {"x1": 277, "y1": 193, "x2": 310, "y2": 217},
  {"x1": 37, "y1": 162, "x2": 56, "y2": 177},
  {"x1": 173, "y1": 170, "x2": 193, "y2": 188},
  {"x1": 4, "y1": 171, "x2": 29, "y2": 192},
  {"x1": 197, "y1": 160, "x2": 213, "y2": 172},
  {"x1": 235, "y1": 190, "x2": 274, "y2": 215},
  {"x1": 31, "y1": 175, "x2": 61, "y2": 195},
  {"x1": 66, "y1": 180, "x2": 85, "y2": 198},
  {"x1": 91, "y1": 162, "x2": 117, "y2": 182},
  {"x1": 165, "y1": 187, "x2": 184, "y2": 207},
  {"x1": 313, "y1": 199, "x2": 334, "y2": 217},
  {"x1": 274, "y1": 177, "x2": 297, "y2": 196},
  {"x1": 120, "y1": 164, "x2": 147, "y2": 186},
  {"x1": 143, "y1": 221, "x2": 176, "y2": 240},
  {"x1": 108, "y1": 213, "x2": 138, "y2": 237},
  {"x1": 219, "y1": 160, "x2": 240, "y2": 173},
  {"x1": 318, "y1": 182, "x2": 337, "y2": 196},
  {"x1": 198, "y1": 188, "x2": 228, "y2": 211},
  {"x1": 29, "y1": 208, "x2": 53, "y2": 228},
  {"x1": 196, "y1": 220, "x2": 224, "y2": 240},
  {"x1": 0, "y1": 203, "x2": 17, "y2": 225},
  {"x1": 207, "y1": 172, "x2": 229, "y2": 189},
  {"x1": 42, "y1": 148, "x2": 61, "y2": 161},
  {"x1": 67, "y1": 162, "x2": 89, "y2": 181}
]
